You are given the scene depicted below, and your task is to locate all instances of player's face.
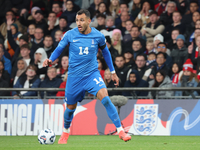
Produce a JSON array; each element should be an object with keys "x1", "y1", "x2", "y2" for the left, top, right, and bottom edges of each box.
[{"x1": 76, "y1": 13, "x2": 91, "y2": 33}]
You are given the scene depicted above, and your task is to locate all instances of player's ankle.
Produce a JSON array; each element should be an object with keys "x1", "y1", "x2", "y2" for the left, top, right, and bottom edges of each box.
[
  {"x1": 117, "y1": 126, "x2": 124, "y2": 133},
  {"x1": 63, "y1": 128, "x2": 70, "y2": 133}
]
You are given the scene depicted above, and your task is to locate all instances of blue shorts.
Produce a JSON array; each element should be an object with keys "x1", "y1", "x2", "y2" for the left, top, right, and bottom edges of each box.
[{"x1": 65, "y1": 71, "x2": 107, "y2": 105}]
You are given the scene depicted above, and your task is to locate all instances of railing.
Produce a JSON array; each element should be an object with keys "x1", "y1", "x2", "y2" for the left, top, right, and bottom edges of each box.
[{"x1": 1, "y1": 87, "x2": 200, "y2": 99}]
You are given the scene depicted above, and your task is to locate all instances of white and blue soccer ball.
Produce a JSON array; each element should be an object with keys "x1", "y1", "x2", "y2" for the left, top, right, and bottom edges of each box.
[{"x1": 38, "y1": 129, "x2": 56, "y2": 145}]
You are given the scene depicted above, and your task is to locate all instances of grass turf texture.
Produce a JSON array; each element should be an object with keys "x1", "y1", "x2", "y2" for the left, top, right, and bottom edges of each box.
[{"x1": 0, "y1": 135, "x2": 200, "y2": 150}]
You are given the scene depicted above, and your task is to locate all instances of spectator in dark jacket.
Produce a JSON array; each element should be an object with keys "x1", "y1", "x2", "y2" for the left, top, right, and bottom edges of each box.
[
  {"x1": 0, "y1": 60, "x2": 10, "y2": 84},
  {"x1": 171, "y1": 34, "x2": 188, "y2": 67},
  {"x1": 0, "y1": 47, "x2": 12, "y2": 75},
  {"x1": 39, "y1": 66, "x2": 62, "y2": 98},
  {"x1": 0, "y1": 71, "x2": 9, "y2": 96},
  {"x1": 123, "y1": 70, "x2": 149, "y2": 97},
  {"x1": 12, "y1": 64, "x2": 41, "y2": 97}
]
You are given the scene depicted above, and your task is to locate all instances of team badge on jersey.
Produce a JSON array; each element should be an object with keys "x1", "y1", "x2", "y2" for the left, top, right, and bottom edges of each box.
[
  {"x1": 134, "y1": 104, "x2": 158, "y2": 135},
  {"x1": 91, "y1": 39, "x2": 95, "y2": 47}
]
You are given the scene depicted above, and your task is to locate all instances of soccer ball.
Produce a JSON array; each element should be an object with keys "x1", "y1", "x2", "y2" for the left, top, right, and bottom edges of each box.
[{"x1": 38, "y1": 129, "x2": 56, "y2": 145}]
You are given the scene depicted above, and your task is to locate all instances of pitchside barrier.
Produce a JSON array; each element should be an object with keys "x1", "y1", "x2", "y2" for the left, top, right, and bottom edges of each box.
[{"x1": 0, "y1": 88, "x2": 200, "y2": 136}]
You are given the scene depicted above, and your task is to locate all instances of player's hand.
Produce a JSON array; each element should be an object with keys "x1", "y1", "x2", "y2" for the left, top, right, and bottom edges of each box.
[
  {"x1": 111, "y1": 73, "x2": 119, "y2": 87},
  {"x1": 43, "y1": 59, "x2": 52, "y2": 67}
]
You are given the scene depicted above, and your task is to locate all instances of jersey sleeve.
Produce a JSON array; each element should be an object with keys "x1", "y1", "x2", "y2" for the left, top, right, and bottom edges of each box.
[{"x1": 98, "y1": 33, "x2": 106, "y2": 48}]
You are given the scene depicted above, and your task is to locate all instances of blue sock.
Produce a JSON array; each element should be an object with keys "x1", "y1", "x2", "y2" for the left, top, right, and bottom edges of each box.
[
  {"x1": 101, "y1": 96, "x2": 121, "y2": 128},
  {"x1": 64, "y1": 107, "x2": 75, "y2": 129}
]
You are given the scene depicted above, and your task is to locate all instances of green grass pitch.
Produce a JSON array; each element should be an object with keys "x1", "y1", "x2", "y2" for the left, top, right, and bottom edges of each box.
[{"x1": 0, "y1": 135, "x2": 200, "y2": 150}]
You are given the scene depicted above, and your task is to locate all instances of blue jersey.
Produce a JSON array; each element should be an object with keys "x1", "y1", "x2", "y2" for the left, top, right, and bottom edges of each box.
[{"x1": 51, "y1": 27, "x2": 106, "y2": 77}]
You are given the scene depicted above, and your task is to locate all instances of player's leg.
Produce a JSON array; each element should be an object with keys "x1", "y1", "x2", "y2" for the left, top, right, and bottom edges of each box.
[{"x1": 97, "y1": 88, "x2": 131, "y2": 142}]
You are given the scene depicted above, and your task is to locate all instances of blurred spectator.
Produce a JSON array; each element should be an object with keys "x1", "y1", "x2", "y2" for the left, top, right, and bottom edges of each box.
[
  {"x1": 88, "y1": 0, "x2": 103, "y2": 18},
  {"x1": 114, "y1": 55, "x2": 129, "y2": 87},
  {"x1": 57, "y1": 56, "x2": 69, "y2": 80},
  {"x1": 11, "y1": 44, "x2": 34, "y2": 80},
  {"x1": 90, "y1": 2, "x2": 110, "y2": 27},
  {"x1": 146, "y1": 40, "x2": 154, "y2": 53},
  {"x1": 131, "y1": 0, "x2": 142, "y2": 19},
  {"x1": 182, "y1": 1, "x2": 199, "y2": 26},
  {"x1": 117, "y1": 11, "x2": 130, "y2": 36},
  {"x1": 123, "y1": 48, "x2": 135, "y2": 69},
  {"x1": 31, "y1": 27, "x2": 44, "y2": 52},
  {"x1": 167, "y1": 28, "x2": 180, "y2": 50},
  {"x1": 132, "y1": 40, "x2": 143, "y2": 59},
  {"x1": 162, "y1": 11, "x2": 185, "y2": 42},
  {"x1": 176, "y1": 0, "x2": 188, "y2": 15},
  {"x1": 141, "y1": 11, "x2": 165, "y2": 42},
  {"x1": 157, "y1": 42, "x2": 172, "y2": 68},
  {"x1": 97, "y1": 57, "x2": 107, "y2": 80},
  {"x1": 28, "y1": 24, "x2": 36, "y2": 41},
  {"x1": 151, "y1": 52, "x2": 170, "y2": 77},
  {"x1": 159, "y1": 1, "x2": 176, "y2": 27},
  {"x1": 175, "y1": 59, "x2": 199, "y2": 97},
  {"x1": 54, "y1": 30, "x2": 63, "y2": 47},
  {"x1": 47, "y1": 12, "x2": 59, "y2": 34},
  {"x1": 0, "y1": 60, "x2": 10, "y2": 84},
  {"x1": 0, "y1": 10, "x2": 25, "y2": 39},
  {"x1": 129, "y1": 54, "x2": 150, "y2": 81},
  {"x1": 109, "y1": 0, "x2": 120, "y2": 18},
  {"x1": 20, "y1": 10, "x2": 48, "y2": 34},
  {"x1": 0, "y1": 71, "x2": 9, "y2": 96},
  {"x1": 154, "y1": 0, "x2": 169, "y2": 16},
  {"x1": 43, "y1": 35, "x2": 54, "y2": 58},
  {"x1": 39, "y1": 66, "x2": 62, "y2": 98},
  {"x1": 111, "y1": 29, "x2": 123, "y2": 55},
  {"x1": 0, "y1": 47, "x2": 12, "y2": 75},
  {"x1": 123, "y1": 20, "x2": 134, "y2": 43},
  {"x1": 10, "y1": 0, "x2": 30, "y2": 15},
  {"x1": 51, "y1": 16, "x2": 70, "y2": 42},
  {"x1": 56, "y1": 73, "x2": 68, "y2": 97},
  {"x1": 34, "y1": 48, "x2": 48, "y2": 80},
  {"x1": 4, "y1": 23, "x2": 22, "y2": 57},
  {"x1": 105, "y1": 16, "x2": 116, "y2": 31},
  {"x1": 13, "y1": 59, "x2": 27, "y2": 85},
  {"x1": 188, "y1": 19, "x2": 200, "y2": 44},
  {"x1": 96, "y1": 14, "x2": 106, "y2": 31},
  {"x1": 52, "y1": 2, "x2": 63, "y2": 18},
  {"x1": 105, "y1": 36, "x2": 119, "y2": 63},
  {"x1": 62, "y1": 0, "x2": 77, "y2": 26},
  {"x1": 146, "y1": 52, "x2": 156, "y2": 67},
  {"x1": 104, "y1": 69, "x2": 118, "y2": 96},
  {"x1": 12, "y1": 65, "x2": 40, "y2": 97},
  {"x1": 123, "y1": 69, "x2": 149, "y2": 97},
  {"x1": 153, "y1": 34, "x2": 164, "y2": 53},
  {"x1": 125, "y1": 26, "x2": 146, "y2": 52},
  {"x1": 171, "y1": 62, "x2": 183, "y2": 87},
  {"x1": 0, "y1": 1, "x2": 12, "y2": 25},
  {"x1": 134, "y1": 1, "x2": 152, "y2": 27},
  {"x1": 27, "y1": 7, "x2": 40, "y2": 20},
  {"x1": 149, "y1": 70, "x2": 174, "y2": 98},
  {"x1": 171, "y1": 34, "x2": 188, "y2": 67}
]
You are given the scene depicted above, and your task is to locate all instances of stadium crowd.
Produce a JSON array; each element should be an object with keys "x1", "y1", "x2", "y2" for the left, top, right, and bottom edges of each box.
[{"x1": 1, "y1": 0, "x2": 200, "y2": 98}]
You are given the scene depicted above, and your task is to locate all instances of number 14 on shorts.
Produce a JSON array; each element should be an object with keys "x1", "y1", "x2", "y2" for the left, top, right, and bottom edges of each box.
[{"x1": 93, "y1": 77, "x2": 104, "y2": 85}]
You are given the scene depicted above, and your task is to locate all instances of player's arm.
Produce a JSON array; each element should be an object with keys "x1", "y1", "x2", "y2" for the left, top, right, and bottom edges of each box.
[
  {"x1": 43, "y1": 32, "x2": 69, "y2": 67},
  {"x1": 100, "y1": 44, "x2": 119, "y2": 86}
]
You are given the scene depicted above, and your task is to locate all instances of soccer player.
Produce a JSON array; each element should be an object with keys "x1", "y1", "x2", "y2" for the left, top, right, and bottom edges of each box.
[{"x1": 43, "y1": 9, "x2": 131, "y2": 144}]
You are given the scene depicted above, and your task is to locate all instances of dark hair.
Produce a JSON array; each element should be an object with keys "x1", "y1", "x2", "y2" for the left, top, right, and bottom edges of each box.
[
  {"x1": 48, "y1": 11, "x2": 56, "y2": 16},
  {"x1": 52, "y1": 2, "x2": 62, "y2": 8},
  {"x1": 173, "y1": 11, "x2": 181, "y2": 16},
  {"x1": 148, "y1": 52, "x2": 156, "y2": 57},
  {"x1": 190, "y1": 0, "x2": 199, "y2": 5},
  {"x1": 125, "y1": 19, "x2": 134, "y2": 24},
  {"x1": 172, "y1": 62, "x2": 182, "y2": 74},
  {"x1": 172, "y1": 28, "x2": 180, "y2": 33},
  {"x1": 97, "y1": 2, "x2": 111, "y2": 15},
  {"x1": 44, "y1": 35, "x2": 53, "y2": 39},
  {"x1": 141, "y1": 0, "x2": 154, "y2": 11},
  {"x1": 157, "y1": 42, "x2": 166, "y2": 47},
  {"x1": 149, "y1": 10, "x2": 158, "y2": 16},
  {"x1": 120, "y1": 2, "x2": 129, "y2": 8},
  {"x1": 77, "y1": 9, "x2": 91, "y2": 18},
  {"x1": 97, "y1": 56, "x2": 107, "y2": 70},
  {"x1": 35, "y1": 27, "x2": 44, "y2": 32},
  {"x1": 153, "y1": 70, "x2": 166, "y2": 87},
  {"x1": 133, "y1": 39, "x2": 142, "y2": 45},
  {"x1": 136, "y1": 53, "x2": 147, "y2": 61},
  {"x1": 131, "y1": 25, "x2": 140, "y2": 31},
  {"x1": 6, "y1": 10, "x2": 15, "y2": 16},
  {"x1": 115, "y1": 55, "x2": 125, "y2": 60},
  {"x1": 20, "y1": 44, "x2": 30, "y2": 50},
  {"x1": 156, "y1": 52, "x2": 167, "y2": 59},
  {"x1": 96, "y1": 13, "x2": 106, "y2": 19}
]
